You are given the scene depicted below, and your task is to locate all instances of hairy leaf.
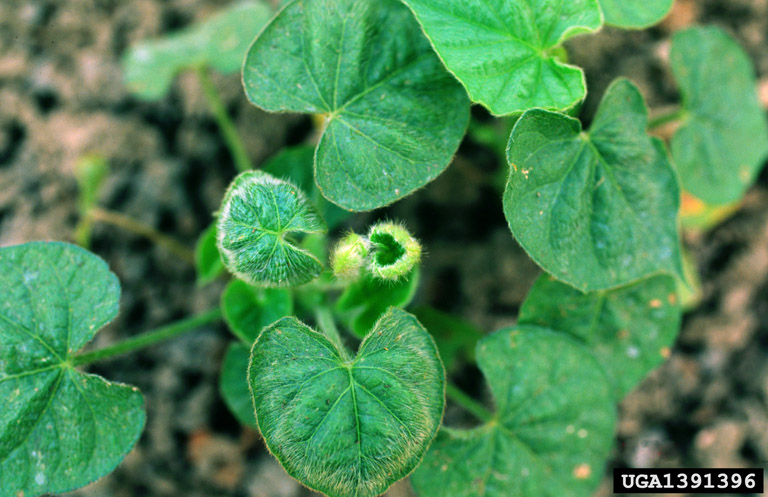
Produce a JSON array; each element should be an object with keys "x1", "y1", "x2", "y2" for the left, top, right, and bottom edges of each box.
[
  {"x1": 217, "y1": 171, "x2": 327, "y2": 287},
  {"x1": 243, "y1": 0, "x2": 470, "y2": 211},
  {"x1": 520, "y1": 274, "x2": 681, "y2": 398},
  {"x1": 221, "y1": 279, "x2": 293, "y2": 343},
  {"x1": 400, "y1": 0, "x2": 602, "y2": 115},
  {"x1": 598, "y1": 0, "x2": 673, "y2": 28},
  {"x1": 195, "y1": 223, "x2": 225, "y2": 286},
  {"x1": 124, "y1": 1, "x2": 273, "y2": 99},
  {"x1": 411, "y1": 328, "x2": 616, "y2": 497},
  {"x1": 504, "y1": 78, "x2": 682, "y2": 291},
  {"x1": 0, "y1": 242, "x2": 144, "y2": 497},
  {"x1": 249, "y1": 308, "x2": 444, "y2": 497},
  {"x1": 335, "y1": 269, "x2": 419, "y2": 338},
  {"x1": 220, "y1": 343, "x2": 257, "y2": 428},
  {"x1": 670, "y1": 26, "x2": 768, "y2": 205}
]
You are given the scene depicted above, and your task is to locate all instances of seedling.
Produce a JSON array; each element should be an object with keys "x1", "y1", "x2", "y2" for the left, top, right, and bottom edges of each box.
[{"x1": 3, "y1": 1, "x2": 767, "y2": 497}]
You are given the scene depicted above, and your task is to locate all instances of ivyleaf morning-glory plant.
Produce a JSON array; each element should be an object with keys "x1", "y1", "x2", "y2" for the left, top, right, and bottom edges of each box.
[{"x1": 2, "y1": 0, "x2": 767, "y2": 496}]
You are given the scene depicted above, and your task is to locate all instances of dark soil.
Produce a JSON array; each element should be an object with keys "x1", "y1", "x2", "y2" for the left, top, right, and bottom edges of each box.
[{"x1": 1, "y1": 0, "x2": 767, "y2": 496}]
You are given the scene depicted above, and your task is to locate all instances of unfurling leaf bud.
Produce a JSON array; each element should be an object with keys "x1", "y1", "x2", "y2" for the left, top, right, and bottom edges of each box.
[
  {"x1": 331, "y1": 233, "x2": 370, "y2": 280},
  {"x1": 368, "y1": 222, "x2": 422, "y2": 281}
]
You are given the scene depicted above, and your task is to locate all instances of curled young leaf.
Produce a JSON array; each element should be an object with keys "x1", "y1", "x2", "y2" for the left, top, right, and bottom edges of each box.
[
  {"x1": 217, "y1": 171, "x2": 328, "y2": 287},
  {"x1": 400, "y1": 0, "x2": 602, "y2": 115},
  {"x1": 368, "y1": 222, "x2": 422, "y2": 281},
  {"x1": 520, "y1": 274, "x2": 681, "y2": 399},
  {"x1": 330, "y1": 233, "x2": 370, "y2": 281},
  {"x1": 670, "y1": 26, "x2": 768, "y2": 205},
  {"x1": 249, "y1": 308, "x2": 444, "y2": 497},
  {"x1": 0, "y1": 242, "x2": 145, "y2": 497},
  {"x1": 504, "y1": 78, "x2": 683, "y2": 291},
  {"x1": 411, "y1": 328, "x2": 616, "y2": 497},
  {"x1": 243, "y1": 0, "x2": 470, "y2": 211},
  {"x1": 597, "y1": 0, "x2": 673, "y2": 28}
]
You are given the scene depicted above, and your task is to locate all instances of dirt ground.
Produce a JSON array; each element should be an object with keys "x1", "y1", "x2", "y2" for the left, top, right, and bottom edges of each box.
[{"x1": 1, "y1": 0, "x2": 767, "y2": 496}]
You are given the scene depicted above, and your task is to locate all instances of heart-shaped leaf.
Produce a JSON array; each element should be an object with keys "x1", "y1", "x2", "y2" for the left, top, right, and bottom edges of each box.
[
  {"x1": 220, "y1": 343, "x2": 257, "y2": 428},
  {"x1": 124, "y1": 1, "x2": 273, "y2": 100},
  {"x1": 520, "y1": 274, "x2": 681, "y2": 399},
  {"x1": 597, "y1": 0, "x2": 673, "y2": 28},
  {"x1": 242, "y1": 0, "x2": 470, "y2": 211},
  {"x1": 504, "y1": 78, "x2": 683, "y2": 291},
  {"x1": 0, "y1": 242, "x2": 145, "y2": 497},
  {"x1": 217, "y1": 171, "x2": 327, "y2": 287},
  {"x1": 249, "y1": 308, "x2": 445, "y2": 497},
  {"x1": 411, "y1": 328, "x2": 616, "y2": 497},
  {"x1": 221, "y1": 280, "x2": 293, "y2": 344},
  {"x1": 670, "y1": 26, "x2": 768, "y2": 205},
  {"x1": 400, "y1": 0, "x2": 602, "y2": 115}
]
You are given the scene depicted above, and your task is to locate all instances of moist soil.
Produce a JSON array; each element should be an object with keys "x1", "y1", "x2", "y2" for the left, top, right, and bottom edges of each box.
[{"x1": 1, "y1": 0, "x2": 767, "y2": 496}]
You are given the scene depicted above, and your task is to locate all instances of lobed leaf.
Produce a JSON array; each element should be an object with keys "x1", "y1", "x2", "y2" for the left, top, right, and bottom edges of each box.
[
  {"x1": 519, "y1": 274, "x2": 681, "y2": 399},
  {"x1": 504, "y1": 78, "x2": 683, "y2": 291},
  {"x1": 597, "y1": 0, "x2": 673, "y2": 28},
  {"x1": 400, "y1": 0, "x2": 602, "y2": 115},
  {"x1": 335, "y1": 269, "x2": 420, "y2": 338},
  {"x1": 217, "y1": 171, "x2": 328, "y2": 287},
  {"x1": 242, "y1": 0, "x2": 470, "y2": 211},
  {"x1": 221, "y1": 279, "x2": 293, "y2": 344},
  {"x1": 411, "y1": 328, "x2": 616, "y2": 497},
  {"x1": 669, "y1": 26, "x2": 768, "y2": 205},
  {"x1": 249, "y1": 308, "x2": 444, "y2": 497},
  {"x1": 219, "y1": 343, "x2": 258, "y2": 428},
  {"x1": 124, "y1": 1, "x2": 273, "y2": 100},
  {"x1": 0, "y1": 242, "x2": 145, "y2": 497}
]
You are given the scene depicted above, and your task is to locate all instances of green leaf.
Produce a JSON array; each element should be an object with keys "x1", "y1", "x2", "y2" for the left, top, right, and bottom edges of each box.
[
  {"x1": 670, "y1": 26, "x2": 768, "y2": 205},
  {"x1": 217, "y1": 171, "x2": 328, "y2": 287},
  {"x1": 0, "y1": 242, "x2": 145, "y2": 497},
  {"x1": 412, "y1": 328, "x2": 616, "y2": 497},
  {"x1": 519, "y1": 274, "x2": 681, "y2": 399},
  {"x1": 219, "y1": 343, "x2": 257, "y2": 428},
  {"x1": 221, "y1": 279, "x2": 293, "y2": 344},
  {"x1": 335, "y1": 269, "x2": 420, "y2": 338},
  {"x1": 597, "y1": 0, "x2": 672, "y2": 28},
  {"x1": 195, "y1": 223, "x2": 225, "y2": 286},
  {"x1": 124, "y1": 1, "x2": 273, "y2": 100},
  {"x1": 411, "y1": 306, "x2": 484, "y2": 373},
  {"x1": 243, "y1": 0, "x2": 470, "y2": 211},
  {"x1": 249, "y1": 308, "x2": 444, "y2": 497},
  {"x1": 400, "y1": 0, "x2": 602, "y2": 115},
  {"x1": 504, "y1": 78, "x2": 683, "y2": 291},
  {"x1": 263, "y1": 146, "x2": 352, "y2": 229}
]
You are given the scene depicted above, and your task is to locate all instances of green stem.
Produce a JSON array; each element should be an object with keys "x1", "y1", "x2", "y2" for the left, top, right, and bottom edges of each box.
[
  {"x1": 89, "y1": 207, "x2": 195, "y2": 264},
  {"x1": 73, "y1": 309, "x2": 223, "y2": 366},
  {"x1": 196, "y1": 66, "x2": 254, "y2": 172},
  {"x1": 445, "y1": 382, "x2": 494, "y2": 423},
  {"x1": 648, "y1": 107, "x2": 686, "y2": 130},
  {"x1": 315, "y1": 306, "x2": 351, "y2": 361}
]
